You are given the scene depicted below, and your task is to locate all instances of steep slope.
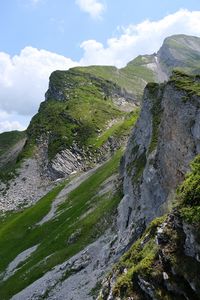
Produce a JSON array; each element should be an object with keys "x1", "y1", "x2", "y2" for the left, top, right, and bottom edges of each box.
[
  {"x1": 0, "y1": 150, "x2": 123, "y2": 299},
  {"x1": 158, "y1": 34, "x2": 200, "y2": 75},
  {"x1": 0, "y1": 69, "x2": 139, "y2": 212},
  {"x1": 96, "y1": 71, "x2": 200, "y2": 299},
  {"x1": 117, "y1": 70, "x2": 200, "y2": 250},
  {"x1": 99, "y1": 155, "x2": 200, "y2": 300},
  {"x1": 0, "y1": 131, "x2": 26, "y2": 158},
  {"x1": 0, "y1": 131, "x2": 27, "y2": 202},
  {"x1": 0, "y1": 131, "x2": 26, "y2": 170},
  {"x1": 76, "y1": 34, "x2": 200, "y2": 100}
]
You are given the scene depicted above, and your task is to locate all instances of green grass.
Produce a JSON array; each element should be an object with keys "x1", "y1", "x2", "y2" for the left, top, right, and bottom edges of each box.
[
  {"x1": 26, "y1": 68, "x2": 139, "y2": 161},
  {"x1": 169, "y1": 70, "x2": 200, "y2": 97},
  {"x1": 75, "y1": 54, "x2": 156, "y2": 100},
  {"x1": 0, "y1": 184, "x2": 65, "y2": 269},
  {"x1": 111, "y1": 216, "x2": 165, "y2": 298},
  {"x1": 27, "y1": 69, "x2": 126, "y2": 160},
  {"x1": 88, "y1": 109, "x2": 139, "y2": 149},
  {"x1": 0, "y1": 130, "x2": 27, "y2": 183},
  {"x1": 0, "y1": 150, "x2": 123, "y2": 299},
  {"x1": 177, "y1": 155, "x2": 200, "y2": 224},
  {"x1": 0, "y1": 131, "x2": 26, "y2": 157}
]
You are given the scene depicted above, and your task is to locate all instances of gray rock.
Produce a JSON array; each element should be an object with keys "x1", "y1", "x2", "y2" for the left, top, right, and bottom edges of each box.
[
  {"x1": 183, "y1": 222, "x2": 200, "y2": 261},
  {"x1": 11, "y1": 230, "x2": 117, "y2": 300},
  {"x1": 119, "y1": 79, "x2": 200, "y2": 248}
]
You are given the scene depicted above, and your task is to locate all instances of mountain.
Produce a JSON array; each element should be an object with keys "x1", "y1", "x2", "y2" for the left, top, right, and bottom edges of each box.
[
  {"x1": 0, "y1": 34, "x2": 200, "y2": 300},
  {"x1": 0, "y1": 131, "x2": 26, "y2": 169},
  {"x1": 1, "y1": 34, "x2": 200, "y2": 213},
  {"x1": 0, "y1": 68, "x2": 139, "y2": 212},
  {"x1": 99, "y1": 73, "x2": 200, "y2": 299},
  {"x1": 158, "y1": 34, "x2": 200, "y2": 75}
]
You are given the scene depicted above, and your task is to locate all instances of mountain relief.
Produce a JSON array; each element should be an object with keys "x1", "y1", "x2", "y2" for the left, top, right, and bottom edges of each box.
[{"x1": 0, "y1": 34, "x2": 200, "y2": 300}]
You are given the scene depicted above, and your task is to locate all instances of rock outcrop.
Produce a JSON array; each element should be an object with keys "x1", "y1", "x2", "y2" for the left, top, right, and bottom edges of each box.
[
  {"x1": 97, "y1": 71, "x2": 200, "y2": 300},
  {"x1": 99, "y1": 211, "x2": 200, "y2": 300},
  {"x1": 117, "y1": 72, "x2": 200, "y2": 249}
]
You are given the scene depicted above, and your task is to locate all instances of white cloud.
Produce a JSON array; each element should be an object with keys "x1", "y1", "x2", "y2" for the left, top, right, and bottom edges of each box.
[
  {"x1": 0, "y1": 110, "x2": 27, "y2": 133},
  {"x1": 75, "y1": 0, "x2": 105, "y2": 19},
  {"x1": 0, "y1": 120, "x2": 25, "y2": 133},
  {"x1": 0, "y1": 47, "x2": 79, "y2": 117},
  {"x1": 80, "y1": 9, "x2": 200, "y2": 67},
  {"x1": 1, "y1": 9, "x2": 200, "y2": 133}
]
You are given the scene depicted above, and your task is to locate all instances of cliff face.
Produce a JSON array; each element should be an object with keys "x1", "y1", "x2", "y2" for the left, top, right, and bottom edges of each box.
[
  {"x1": 117, "y1": 71, "x2": 200, "y2": 250},
  {"x1": 99, "y1": 155, "x2": 200, "y2": 300},
  {"x1": 99, "y1": 211, "x2": 200, "y2": 300}
]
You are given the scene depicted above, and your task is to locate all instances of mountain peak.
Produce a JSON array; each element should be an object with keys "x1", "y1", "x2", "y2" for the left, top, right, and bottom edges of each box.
[{"x1": 158, "y1": 34, "x2": 200, "y2": 74}]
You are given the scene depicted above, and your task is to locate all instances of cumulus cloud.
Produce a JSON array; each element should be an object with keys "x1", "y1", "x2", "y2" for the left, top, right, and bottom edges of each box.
[
  {"x1": 0, "y1": 47, "x2": 78, "y2": 117},
  {"x1": 75, "y1": 0, "x2": 105, "y2": 19},
  {"x1": 0, "y1": 120, "x2": 25, "y2": 133},
  {"x1": 80, "y1": 9, "x2": 200, "y2": 67},
  {"x1": 1, "y1": 9, "x2": 200, "y2": 132},
  {"x1": 0, "y1": 110, "x2": 27, "y2": 133}
]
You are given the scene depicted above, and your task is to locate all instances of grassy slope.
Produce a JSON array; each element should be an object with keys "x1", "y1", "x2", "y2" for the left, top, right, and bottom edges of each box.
[
  {"x1": 178, "y1": 154, "x2": 200, "y2": 223},
  {"x1": 0, "y1": 150, "x2": 123, "y2": 299},
  {"x1": 26, "y1": 69, "x2": 139, "y2": 161},
  {"x1": 0, "y1": 131, "x2": 27, "y2": 183},
  {"x1": 0, "y1": 131, "x2": 26, "y2": 157},
  {"x1": 75, "y1": 54, "x2": 156, "y2": 99},
  {"x1": 88, "y1": 109, "x2": 139, "y2": 149},
  {"x1": 169, "y1": 70, "x2": 200, "y2": 97},
  {"x1": 160, "y1": 35, "x2": 200, "y2": 74}
]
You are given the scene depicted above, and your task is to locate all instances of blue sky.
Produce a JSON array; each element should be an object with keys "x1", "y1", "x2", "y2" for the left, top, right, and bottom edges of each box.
[
  {"x1": 0, "y1": 0, "x2": 200, "y2": 132},
  {"x1": 1, "y1": 0, "x2": 200, "y2": 59}
]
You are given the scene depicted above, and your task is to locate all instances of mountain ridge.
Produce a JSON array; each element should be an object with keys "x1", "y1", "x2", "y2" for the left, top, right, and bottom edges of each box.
[{"x1": 0, "y1": 34, "x2": 200, "y2": 300}]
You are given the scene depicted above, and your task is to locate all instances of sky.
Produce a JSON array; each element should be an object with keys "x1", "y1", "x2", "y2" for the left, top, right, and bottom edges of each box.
[{"x1": 0, "y1": 0, "x2": 200, "y2": 132}]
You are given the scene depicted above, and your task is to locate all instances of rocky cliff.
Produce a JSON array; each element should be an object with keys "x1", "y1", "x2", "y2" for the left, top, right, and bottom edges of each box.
[
  {"x1": 116, "y1": 71, "x2": 200, "y2": 249},
  {"x1": 98, "y1": 71, "x2": 200, "y2": 300},
  {"x1": 99, "y1": 154, "x2": 200, "y2": 300}
]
